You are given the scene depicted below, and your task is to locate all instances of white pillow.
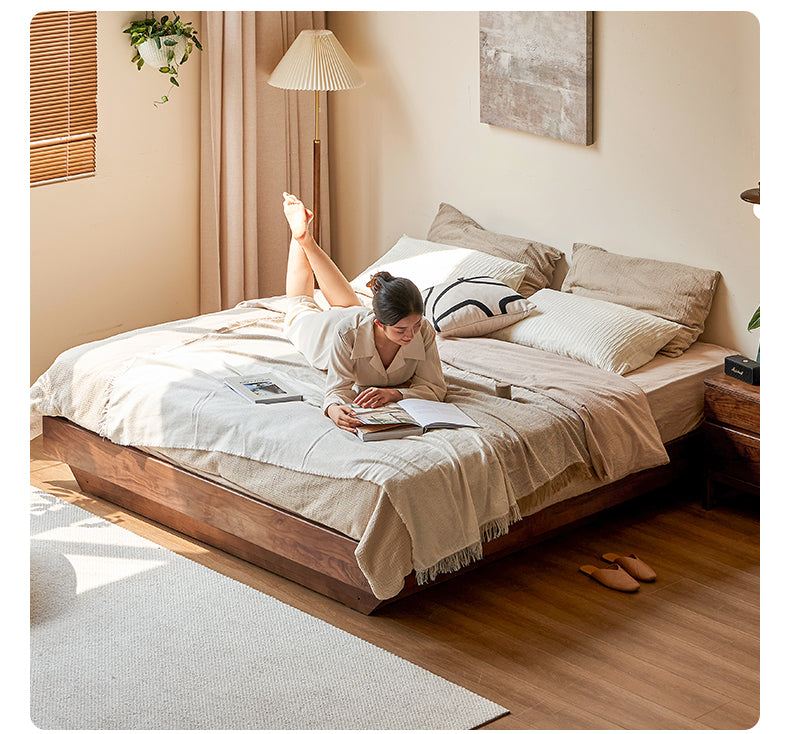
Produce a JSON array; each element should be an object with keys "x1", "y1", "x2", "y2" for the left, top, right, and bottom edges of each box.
[
  {"x1": 488, "y1": 289, "x2": 682, "y2": 374},
  {"x1": 350, "y1": 235, "x2": 528, "y2": 296},
  {"x1": 422, "y1": 276, "x2": 535, "y2": 337}
]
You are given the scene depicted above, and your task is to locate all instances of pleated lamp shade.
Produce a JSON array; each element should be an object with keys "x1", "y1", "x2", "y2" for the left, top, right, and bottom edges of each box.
[{"x1": 268, "y1": 30, "x2": 364, "y2": 91}]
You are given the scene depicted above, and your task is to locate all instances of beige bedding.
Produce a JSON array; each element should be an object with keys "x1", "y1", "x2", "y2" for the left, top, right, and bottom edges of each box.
[
  {"x1": 30, "y1": 296, "x2": 713, "y2": 600},
  {"x1": 624, "y1": 341, "x2": 734, "y2": 442}
]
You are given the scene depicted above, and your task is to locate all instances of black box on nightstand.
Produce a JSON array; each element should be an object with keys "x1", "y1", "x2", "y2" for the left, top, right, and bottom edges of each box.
[{"x1": 724, "y1": 354, "x2": 760, "y2": 385}]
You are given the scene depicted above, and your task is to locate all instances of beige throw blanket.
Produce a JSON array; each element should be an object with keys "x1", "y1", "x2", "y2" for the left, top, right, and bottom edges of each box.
[
  {"x1": 437, "y1": 336, "x2": 670, "y2": 484},
  {"x1": 30, "y1": 299, "x2": 667, "y2": 596}
]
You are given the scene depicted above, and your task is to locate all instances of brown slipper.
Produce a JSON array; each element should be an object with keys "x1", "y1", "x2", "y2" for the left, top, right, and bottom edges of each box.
[
  {"x1": 579, "y1": 563, "x2": 640, "y2": 592},
  {"x1": 601, "y1": 553, "x2": 656, "y2": 582}
]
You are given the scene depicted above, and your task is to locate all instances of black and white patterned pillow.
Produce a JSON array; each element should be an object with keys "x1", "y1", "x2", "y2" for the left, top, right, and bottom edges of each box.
[{"x1": 422, "y1": 276, "x2": 535, "y2": 337}]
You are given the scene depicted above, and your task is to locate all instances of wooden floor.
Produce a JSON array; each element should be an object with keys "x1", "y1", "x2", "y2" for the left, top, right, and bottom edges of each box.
[{"x1": 30, "y1": 435, "x2": 759, "y2": 730}]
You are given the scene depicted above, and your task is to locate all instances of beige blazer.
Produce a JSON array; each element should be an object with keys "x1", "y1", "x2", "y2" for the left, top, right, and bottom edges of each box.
[{"x1": 323, "y1": 310, "x2": 447, "y2": 413}]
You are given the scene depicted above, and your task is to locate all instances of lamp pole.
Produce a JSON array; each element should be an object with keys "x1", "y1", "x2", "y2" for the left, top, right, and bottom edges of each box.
[{"x1": 314, "y1": 89, "x2": 321, "y2": 242}]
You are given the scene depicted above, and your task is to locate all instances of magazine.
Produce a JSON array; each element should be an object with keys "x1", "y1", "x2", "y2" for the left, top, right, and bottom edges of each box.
[
  {"x1": 352, "y1": 398, "x2": 479, "y2": 442},
  {"x1": 224, "y1": 374, "x2": 303, "y2": 404}
]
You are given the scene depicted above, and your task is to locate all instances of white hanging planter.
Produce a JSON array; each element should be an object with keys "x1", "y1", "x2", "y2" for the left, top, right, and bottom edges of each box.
[
  {"x1": 124, "y1": 15, "x2": 202, "y2": 106},
  {"x1": 137, "y1": 35, "x2": 188, "y2": 70}
]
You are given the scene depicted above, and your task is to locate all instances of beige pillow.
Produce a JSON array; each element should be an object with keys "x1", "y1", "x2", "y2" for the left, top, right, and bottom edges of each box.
[
  {"x1": 422, "y1": 276, "x2": 535, "y2": 337},
  {"x1": 349, "y1": 235, "x2": 528, "y2": 296},
  {"x1": 562, "y1": 243, "x2": 721, "y2": 357},
  {"x1": 489, "y1": 289, "x2": 681, "y2": 375},
  {"x1": 426, "y1": 203, "x2": 563, "y2": 297}
]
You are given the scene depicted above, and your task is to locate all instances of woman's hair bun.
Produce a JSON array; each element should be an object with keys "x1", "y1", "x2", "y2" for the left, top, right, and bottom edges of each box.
[
  {"x1": 366, "y1": 270, "x2": 394, "y2": 295},
  {"x1": 366, "y1": 271, "x2": 423, "y2": 325}
]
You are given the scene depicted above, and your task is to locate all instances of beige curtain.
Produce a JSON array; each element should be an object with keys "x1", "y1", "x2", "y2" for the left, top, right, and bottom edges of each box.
[{"x1": 200, "y1": 11, "x2": 330, "y2": 313}]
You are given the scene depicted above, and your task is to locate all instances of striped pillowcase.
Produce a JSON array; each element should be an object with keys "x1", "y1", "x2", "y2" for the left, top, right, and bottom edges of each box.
[
  {"x1": 489, "y1": 289, "x2": 682, "y2": 374},
  {"x1": 422, "y1": 276, "x2": 535, "y2": 337}
]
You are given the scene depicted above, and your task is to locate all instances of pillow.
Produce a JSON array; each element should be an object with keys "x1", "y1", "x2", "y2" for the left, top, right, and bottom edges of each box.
[
  {"x1": 561, "y1": 243, "x2": 721, "y2": 357},
  {"x1": 422, "y1": 276, "x2": 536, "y2": 337},
  {"x1": 426, "y1": 202, "x2": 563, "y2": 297},
  {"x1": 350, "y1": 235, "x2": 528, "y2": 296},
  {"x1": 488, "y1": 289, "x2": 682, "y2": 374}
]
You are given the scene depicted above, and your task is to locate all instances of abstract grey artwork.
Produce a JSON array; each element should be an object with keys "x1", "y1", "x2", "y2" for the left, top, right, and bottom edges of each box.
[{"x1": 480, "y1": 11, "x2": 593, "y2": 146}]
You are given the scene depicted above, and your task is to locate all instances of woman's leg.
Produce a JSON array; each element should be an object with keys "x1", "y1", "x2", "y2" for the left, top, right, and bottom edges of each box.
[
  {"x1": 285, "y1": 236, "x2": 315, "y2": 299},
  {"x1": 283, "y1": 193, "x2": 361, "y2": 308}
]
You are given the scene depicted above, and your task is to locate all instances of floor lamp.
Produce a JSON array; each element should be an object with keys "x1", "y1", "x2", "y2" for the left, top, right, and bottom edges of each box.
[{"x1": 268, "y1": 30, "x2": 364, "y2": 244}]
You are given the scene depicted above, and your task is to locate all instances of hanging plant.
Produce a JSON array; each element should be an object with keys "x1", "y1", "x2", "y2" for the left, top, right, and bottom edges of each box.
[{"x1": 123, "y1": 13, "x2": 202, "y2": 106}]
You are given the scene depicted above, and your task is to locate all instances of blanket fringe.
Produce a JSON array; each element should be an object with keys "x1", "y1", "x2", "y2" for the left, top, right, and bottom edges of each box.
[
  {"x1": 480, "y1": 502, "x2": 523, "y2": 543},
  {"x1": 415, "y1": 502, "x2": 522, "y2": 586},
  {"x1": 415, "y1": 463, "x2": 606, "y2": 587},
  {"x1": 416, "y1": 542, "x2": 484, "y2": 585}
]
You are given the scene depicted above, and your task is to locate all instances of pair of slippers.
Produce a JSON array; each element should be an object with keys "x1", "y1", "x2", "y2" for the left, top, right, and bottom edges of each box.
[{"x1": 579, "y1": 553, "x2": 656, "y2": 593}]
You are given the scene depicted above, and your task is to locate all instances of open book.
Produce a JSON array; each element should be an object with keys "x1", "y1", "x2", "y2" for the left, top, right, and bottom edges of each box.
[{"x1": 352, "y1": 398, "x2": 479, "y2": 442}]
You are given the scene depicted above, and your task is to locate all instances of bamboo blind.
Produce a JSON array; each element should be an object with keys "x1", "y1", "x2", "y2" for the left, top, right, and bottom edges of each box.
[{"x1": 30, "y1": 11, "x2": 97, "y2": 185}]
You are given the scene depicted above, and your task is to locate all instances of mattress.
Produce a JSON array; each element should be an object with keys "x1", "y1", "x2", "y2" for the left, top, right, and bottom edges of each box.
[{"x1": 624, "y1": 341, "x2": 734, "y2": 443}]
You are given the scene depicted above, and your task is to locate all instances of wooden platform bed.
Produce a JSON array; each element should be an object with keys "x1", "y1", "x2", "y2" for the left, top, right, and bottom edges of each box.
[{"x1": 42, "y1": 415, "x2": 701, "y2": 614}]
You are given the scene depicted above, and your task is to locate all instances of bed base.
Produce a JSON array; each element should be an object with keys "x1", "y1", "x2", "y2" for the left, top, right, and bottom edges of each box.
[{"x1": 41, "y1": 416, "x2": 702, "y2": 614}]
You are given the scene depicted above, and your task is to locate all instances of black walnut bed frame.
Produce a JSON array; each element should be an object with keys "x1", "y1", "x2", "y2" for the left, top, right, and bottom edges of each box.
[{"x1": 42, "y1": 415, "x2": 701, "y2": 614}]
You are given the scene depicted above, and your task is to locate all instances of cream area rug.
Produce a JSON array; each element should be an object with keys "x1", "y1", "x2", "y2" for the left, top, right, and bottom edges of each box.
[{"x1": 29, "y1": 487, "x2": 507, "y2": 730}]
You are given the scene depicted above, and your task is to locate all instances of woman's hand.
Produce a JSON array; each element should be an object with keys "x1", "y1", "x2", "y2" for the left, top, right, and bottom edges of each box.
[
  {"x1": 326, "y1": 404, "x2": 362, "y2": 433},
  {"x1": 353, "y1": 387, "x2": 403, "y2": 409}
]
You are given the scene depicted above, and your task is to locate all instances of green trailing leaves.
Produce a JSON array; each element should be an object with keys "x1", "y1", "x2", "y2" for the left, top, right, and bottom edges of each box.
[
  {"x1": 122, "y1": 12, "x2": 202, "y2": 105},
  {"x1": 123, "y1": 14, "x2": 200, "y2": 48}
]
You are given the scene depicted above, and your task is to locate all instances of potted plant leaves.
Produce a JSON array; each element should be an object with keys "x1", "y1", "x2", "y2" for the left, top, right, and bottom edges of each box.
[
  {"x1": 123, "y1": 13, "x2": 202, "y2": 106},
  {"x1": 748, "y1": 306, "x2": 760, "y2": 362}
]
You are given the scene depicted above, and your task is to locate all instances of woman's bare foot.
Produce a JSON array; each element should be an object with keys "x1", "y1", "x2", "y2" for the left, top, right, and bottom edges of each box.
[
  {"x1": 283, "y1": 192, "x2": 313, "y2": 241},
  {"x1": 282, "y1": 191, "x2": 362, "y2": 308}
]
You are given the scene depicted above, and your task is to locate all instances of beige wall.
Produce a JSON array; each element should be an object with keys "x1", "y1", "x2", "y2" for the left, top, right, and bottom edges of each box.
[
  {"x1": 30, "y1": 11, "x2": 201, "y2": 382},
  {"x1": 327, "y1": 11, "x2": 760, "y2": 357}
]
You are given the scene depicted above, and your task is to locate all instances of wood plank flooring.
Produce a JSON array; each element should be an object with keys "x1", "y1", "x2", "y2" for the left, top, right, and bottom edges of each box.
[{"x1": 30, "y1": 435, "x2": 760, "y2": 729}]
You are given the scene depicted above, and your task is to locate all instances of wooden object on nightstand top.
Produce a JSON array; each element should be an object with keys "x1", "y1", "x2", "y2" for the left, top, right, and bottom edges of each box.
[{"x1": 703, "y1": 371, "x2": 760, "y2": 509}]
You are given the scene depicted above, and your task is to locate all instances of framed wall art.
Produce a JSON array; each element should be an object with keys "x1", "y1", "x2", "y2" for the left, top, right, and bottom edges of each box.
[{"x1": 480, "y1": 11, "x2": 593, "y2": 146}]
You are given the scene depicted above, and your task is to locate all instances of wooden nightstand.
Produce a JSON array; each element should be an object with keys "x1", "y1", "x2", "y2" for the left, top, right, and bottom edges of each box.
[{"x1": 703, "y1": 372, "x2": 760, "y2": 509}]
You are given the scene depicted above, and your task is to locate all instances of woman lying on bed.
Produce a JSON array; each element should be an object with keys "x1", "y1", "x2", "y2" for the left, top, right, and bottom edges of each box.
[{"x1": 281, "y1": 192, "x2": 447, "y2": 432}]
